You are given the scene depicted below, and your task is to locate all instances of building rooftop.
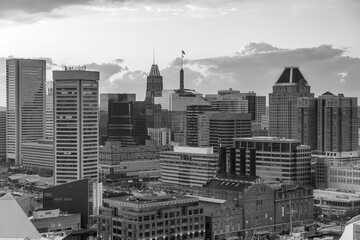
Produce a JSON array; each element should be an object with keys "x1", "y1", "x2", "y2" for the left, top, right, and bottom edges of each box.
[
  {"x1": 149, "y1": 64, "x2": 161, "y2": 77},
  {"x1": 314, "y1": 189, "x2": 360, "y2": 202},
  {"x1": 186, "y1": 195, "x2": 227, "y2": 204},
  {"x1": 104, "y1": 195, "x2": 197, "y2": 209},
  {"x1": 234, "y1": 136, "x2": 301, "y2": 143},
  {"x1": 276, "y1": 67, "x2": 308, "y2": 85},
  {"x1": 172, "y1": 146, "x2": 214, "y2": 155},
  {"x1": 205, "y1": 178, "x2": 253, "y2": 193}
]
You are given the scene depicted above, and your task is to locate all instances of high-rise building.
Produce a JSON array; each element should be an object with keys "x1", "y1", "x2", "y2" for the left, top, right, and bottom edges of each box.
[
  {"x1": 0, "y1": 110, "x2": 6, "y2": 161},
  {"x1": 269, "y1": 67, "x2": 313, "y2": 139},
  {"x1": 234, "y1": 137, "x2": 312, "y2": 186},
  {"x1": 297, "y1": 97, "x2": 318, "y2": 151},
  {"x1": 209, "y1": 113, "x2": 252, "y2": 152},
  {"x1": 53, "y1": 69, "x2": 99, "y2": 185},
  {"x1": 317, "y1": 92, "x2": 358, "y2": 155},
  {"x1": 147, "y1": 128, "x2": 171, "y2": 146},
  {"x1": 255, "y1": 96, "x2": 266, "y2": 123},
  {"x1": 45, "y1": 81, "x2": 54, "y2": 139},
  {"x1": 145, "y1": 63, "x2": 163, "y2": 128},
  {"x1": 6, "y1": 59, "x2": 46, "y2": 165},
  {"x1": 185, "y1": 100, "x2": 213, "y2": 147},
  {"x1": 22, "y1": 139, "x2": 53, "y2": 174},
  {"x1": 99, "y1": 93, "x2": 135, "y2": 145}
]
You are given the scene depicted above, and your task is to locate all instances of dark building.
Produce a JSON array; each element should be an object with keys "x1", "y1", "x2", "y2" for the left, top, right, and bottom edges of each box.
[
  {"x1": 104, "y1": 94, "x2": 147, "y2": 147},
  {"x1": 43, "y1": 178, "x2": 101, "y2": 229},
  {"x1": 99, "y1": 94, "x2": 136, "y2": 145},
  {"x1": 209, "y1": 113, "x2": 252, "y2": 152},
  {"x1": 145, "y1": 63, "x2": 163, "y2": 128},
  {"x1": 186, "y1": 101, "x2": 213, "y2": 147}
]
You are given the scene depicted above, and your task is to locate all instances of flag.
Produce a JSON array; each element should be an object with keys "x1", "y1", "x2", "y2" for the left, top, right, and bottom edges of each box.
[{"x1": 182, "y1": 50, "x2": 185, "y2": 58}]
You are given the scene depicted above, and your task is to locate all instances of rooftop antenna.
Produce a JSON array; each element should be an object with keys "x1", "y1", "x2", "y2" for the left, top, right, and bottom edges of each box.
[{"x1": 153, "y1": 48, "x2": 155, "y2": 65}]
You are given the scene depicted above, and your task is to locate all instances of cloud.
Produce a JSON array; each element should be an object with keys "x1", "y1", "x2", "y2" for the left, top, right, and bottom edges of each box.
[
  {"x1": 0, "y1": 43, "x2": 359, "y2": 107},
  {"x1": 160, "y1": 43, "x2": 360, "y2": 102},
  {"x1": 338, "y1": 72, "x2": 347, "y2": 84}
]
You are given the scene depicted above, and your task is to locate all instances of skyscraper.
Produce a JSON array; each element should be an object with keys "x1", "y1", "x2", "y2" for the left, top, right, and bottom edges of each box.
[
  {"x1": 99, "y1": 93, "x2": 136, "y2": 145},
  {"x1": 297, "y1": 97, "x2": 318, "y2": 151},
  {"x1": 0, "y1": 110, "x2": 6, "y2": 162},
  {"x1": 317, "y1": 92, "x2": 358, "y2": 155},
  {"x1": 269, "y1": 67, "x2": 314, "y2": 139},
  {"x1": 45, "y1": 81, "x2": 54, "y2": 139},
  {"x1": 104, "y1": 94, "x2": 147, "y2": 147},
  {"x1": 209, "y1": 112, "x2": 252, "y2": 152},
  {"x1": 6, "y1": 59, "x2": 46, "y2": 165},
  {"x1": 145, "y1": 63, "x2": 163, "y2": 128},
  {"x1": 53, "y1": 69, "x2": 99, "y2": 185},
  {"x1": 185, "y1": 99, "x2": 213, "y2": 147}
]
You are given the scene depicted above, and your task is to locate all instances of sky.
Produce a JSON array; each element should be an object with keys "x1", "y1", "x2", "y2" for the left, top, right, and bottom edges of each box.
[{"x1": 0, "y1": 0, "x2": 359, "y2": 106}]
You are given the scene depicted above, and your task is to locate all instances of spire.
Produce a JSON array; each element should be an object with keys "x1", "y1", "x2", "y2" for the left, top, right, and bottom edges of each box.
[
  {"x1": 180, "y1": 50, "x2": 185, "y2": 92},
  {"x1": 153, "y1": 48, "x2": 155, "y2": 65}
]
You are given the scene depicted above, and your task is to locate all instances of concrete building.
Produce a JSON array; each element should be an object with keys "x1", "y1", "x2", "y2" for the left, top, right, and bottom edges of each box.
[
  {"x1": 147, "y1": 128, "x2": 171, "y2": 146},
  {"x1": 45, "y1": 81, "x2": 54, "y2": 139},
  {"x1": 317, "y1": 92, "x2": 358, "y2": 155},
  {"x1": 160, "y1": 146, "x2": 218, "y2": 187},
  {"x1": 22, "y1": 139, "x2": 54, "y2": 174},
  {"x1": 0, "y1": 110, "x2": 6, "y2": 161},
  {"x1": 209, "y1": 113, "x2": 252, "y2": 152},
  {"x1": 97, "y1": 194, "x2": 205, "y2": 240},
  {"x1": 269, "y1": 67, "x2": 314, "y2": 139},
  {"x1": 6, "y1": 59, "x2": 46, "y2": 165},
  {"x1": 155, "y1": 89, "x2": 203, "y2": 112},
  {"x1": 53, "y1": 69, "x2": 99, "y2": 185},
  {"x1": 211, "y1": 95, "x2": 248, "y2": 113},
  {"x1": 234, "y1": 137, "x2": 312, "y2": 186},
  {"x1": 31, "y1": 208, "x2": 81, "y2": 234}
]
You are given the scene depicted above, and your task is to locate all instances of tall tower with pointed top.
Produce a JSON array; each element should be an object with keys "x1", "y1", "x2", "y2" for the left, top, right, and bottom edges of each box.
[
  {"x1": 269, "y1": 67, "x2": 314, "y2": 139},
  {"x1": 145, "y1": 61, "x2": 163, "y2": 128}
]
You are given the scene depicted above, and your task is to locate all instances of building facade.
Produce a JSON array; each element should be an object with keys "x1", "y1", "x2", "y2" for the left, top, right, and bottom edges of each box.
[
  {"x1": 45, "y1": 81, "x2": 54, "y2": 139},
  {"x1": 53, "y1": 70, "x2": 99, "y2": 185},
  {"x1": 0, "y1": 110, "x2": 6, "y2": 161},
  {"x1": 98, "y1": 194, "x2": 205, "y2": 240},
  {"x1": 6, "y1": 59, "x2": 46, "y2": 165},
  {"x1": 234, "y1": 137, "x2": 312, "y2": 186},
  {"x1": 297, "y1": 97, "x2": 318, "y2": 151},
  {"x1": 160, "y1": 146, "x2": 218, "y2": 187},
  {"x1": 269, "y1": 67, "x2": 314, "y2": 139},
  {"x1": 186, "y1": 103, "x2": 213, "y2": 147},
  {"x1": 209, "y1": 113, "x2": 252, "y2": 152},
  {"x1": 22, "y1": 139, "x2": 54, "y2": 174},
  {"x1": 317, "y1": 92, "x2": 358, "y2": 155},
  {"x1": 147, "y1": 128, "x2": 171, "y2": 146}
]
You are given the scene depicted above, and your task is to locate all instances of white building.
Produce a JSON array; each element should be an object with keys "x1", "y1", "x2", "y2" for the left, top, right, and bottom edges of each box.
[
  {"x1": 22, "y1": 139, "x2": 54, "y2": 172},
  {"x1": 53, "y1": 70, "x2": 99, "y2": 185},
  {"x1": 160, "y1": 146, "x2": 218, "y2": 187}
]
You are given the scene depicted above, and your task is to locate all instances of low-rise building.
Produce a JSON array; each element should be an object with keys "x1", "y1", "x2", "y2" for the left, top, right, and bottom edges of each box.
[
  {"x1": 234, "y1": 137, "x2": 312, "y2": 186},
  {"x1": 314, "y1": 189, "x2": 360, "y2": 216},
  {"x1": 31, "y1": 208, "x2": 81, "y2": 234},
  {"x1": 97, "y1": 194, "x2": 205, "y2": 240},
  {"x1": 160, "y1": 146, "x2": 218, "y2": 187},
  {"x1": 22, "y1": 139, "x2": 54, "y2": 174}
]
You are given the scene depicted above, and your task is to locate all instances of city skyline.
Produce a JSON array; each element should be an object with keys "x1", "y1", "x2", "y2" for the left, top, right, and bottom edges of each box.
[{"x1": 0, "y1": 0, "x2": 359, "y2": 106}]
